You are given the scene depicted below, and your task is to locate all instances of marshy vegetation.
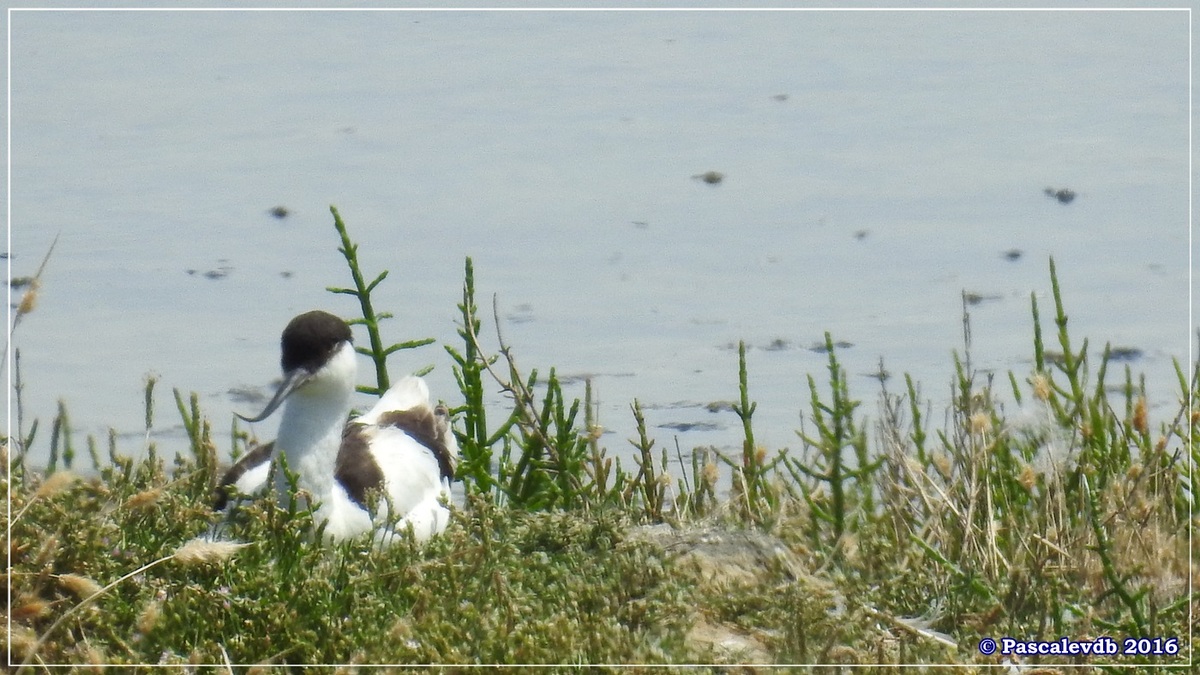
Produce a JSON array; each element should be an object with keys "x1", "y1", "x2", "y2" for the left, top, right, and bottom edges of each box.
[{"x1": 5, "y1": 207, "x2": 1196, "y2": 670}]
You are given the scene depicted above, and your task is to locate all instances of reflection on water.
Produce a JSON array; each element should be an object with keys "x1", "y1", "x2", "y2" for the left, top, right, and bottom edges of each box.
[{"x1": 9, "y1": 9, "x2": 1190, "y2": 470}]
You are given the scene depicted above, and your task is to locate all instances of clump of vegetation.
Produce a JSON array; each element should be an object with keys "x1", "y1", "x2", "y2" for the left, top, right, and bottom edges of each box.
[{"x1": 5, "y1": 208, "x2": 1195, "y2": 669}]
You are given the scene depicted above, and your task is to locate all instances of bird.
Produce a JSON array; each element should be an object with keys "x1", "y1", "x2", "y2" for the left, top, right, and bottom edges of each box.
[{"x1": 213, "y1": 310, "x2": 458, "y2": 545}]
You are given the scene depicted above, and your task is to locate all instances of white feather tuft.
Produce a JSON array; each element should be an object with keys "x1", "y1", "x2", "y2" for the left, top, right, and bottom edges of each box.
[{"x1": 356, "y1": 375, "x2": 431, "y2": 425}]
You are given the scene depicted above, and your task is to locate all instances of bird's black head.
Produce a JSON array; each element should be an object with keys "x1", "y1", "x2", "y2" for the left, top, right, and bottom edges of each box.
[
  {"x1": 236, "y1": 311, "x2": 354, "y2": 424},
  {"x1": 280, "y1": 310, "x2": 353, "y2": 374}
]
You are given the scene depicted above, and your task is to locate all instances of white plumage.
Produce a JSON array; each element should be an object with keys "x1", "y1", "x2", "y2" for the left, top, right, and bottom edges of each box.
[{"x1": 217, "y1": 311, "x2": 457, "y2": 545}]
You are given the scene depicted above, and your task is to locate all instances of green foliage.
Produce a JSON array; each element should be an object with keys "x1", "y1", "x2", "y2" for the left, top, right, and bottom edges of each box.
[
  {"x1": 7, "y1": 460, "x2": 695, "y2": 668},
  {"x1": 444, "y1": 256, "x2": 504, "y2": 497},
  {"x1": 326, "y1": 205, "x2": 436, "y2": 396},
  {"x1": 6, "y1": 210, "x2": 1194, "y2": 668},
  {"x1": 627, "y1": 400, "x2": 667, "y2": 521},
  {"x1": 786, "y1": 332, "x2": 877, "y2": 550},
  {"x1": 860, "y1": 258, "x2": 1193, "y2": 653},
  {"x1": 445, "y1": 255, "x2": 636, "y2": 514}
]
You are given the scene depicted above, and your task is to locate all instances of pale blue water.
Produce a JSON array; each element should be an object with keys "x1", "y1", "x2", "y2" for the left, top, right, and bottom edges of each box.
[{"x1": 7, "y1": 9, "x2": 1192, "y2": 471}]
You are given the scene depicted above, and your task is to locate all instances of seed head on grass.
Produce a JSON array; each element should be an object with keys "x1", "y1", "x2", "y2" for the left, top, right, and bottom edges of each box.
[
  {"x1": 32, "y1": 535, "x2": 59, "y2": 568},
  {"x1": 932, "y1": 452, "x2": 952, "y2": 479},
  {"x1": 1031, "y1": 373, "x2": 1052, "y2": 401},
  {"x1": 13, "y1": 595, "x2": 50, "y2": 621},
  {"x1": 79, "y1": 642, "x2": 106, "y2": 671},
  {"x1": 17, "y1": 278, "x2": 40, "y2": 316},
  {"x1": 839, "y1": 532, "x2": 860, "y2": 564},
  {"x1": 1017, "y1": 464, "x2": 1037, "y2": 491},
  {"x1": 58, "y1": 573, "x2": 103, "y2": 599},
  {"x1": 1125, "y1": 463, "x2": 1143, "y2": 482},
  {"x1": 34, "y1": 470, "x2": 79, "y2": 498},
  {"x1": 9, "y1": 624, "x2": 38, "y2": 661},
  {"x1": 137, "y1": 599, "x2": 162, "y2": 635},
  {"x1": 173, "y1": 537, "x2": 249, "y2": 566},
  {"x1": 826, "y1": 644, "x2": 862, "y2": 664},
  {"x1": 8, "y1": 232, "x2": 59, "y2": 337},
  {"x1": 1131, "y1": 397, "x2": 1148, "y2": 434},
  {"x1": 968, "y1": 411, "x2": 992, "y2": 437},
  {"x1": 753, "y1": 445, "x2": 768, "y2": 465},
  {"x1": 123, "y1": 487, "x2": 162, "y2": 511}
]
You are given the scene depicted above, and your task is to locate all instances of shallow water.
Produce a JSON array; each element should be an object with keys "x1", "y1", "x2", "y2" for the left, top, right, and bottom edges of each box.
[{"x1": 8, "y1": 9, "x2": 1191, "y2": 471}]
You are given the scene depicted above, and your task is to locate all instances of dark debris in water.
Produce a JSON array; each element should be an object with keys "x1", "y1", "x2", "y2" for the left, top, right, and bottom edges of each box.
[
  {"x1": 719, "y1": 339, "x2": 802, "y2": 352},
  {"x1": 1044, "y1": 346, "x2": 1143, "y2": 365},
  {"x1": 227, "y1": 385, "x2": 267, "y2": 406},
  {"x1": 186, "y1": 261, "x2": 233, "y2": 280},
  {"x1": 556, "y1": 372, "x2": 636, "y2": 386},
  {"x1": 963, "y1": 291, "x2": 1002, "y2": 306},
  {"x1": 1002, "y1": 249, "x2": 1023, "y2": 261},
  {"x1": 808, "y1": 340, "x2": 854, "y2": 354},
  {"x1": 771, "y1": 93, "x2": 789, "y2": 102},
  {"x1": 638, "y1": 400, "x2": 706, "y2": 412},
  {"x1": 692, "y1": 171, "x2": 724, "y2": 185},
  {"x1": 658, "y1": 421, "x2": 723, "y2": 433},
  {"x1": 1044, "y1": 187, "x2": 1076, "y2": 204},
  {"x1": 268, "y1": 205, "x2": 290, "y2": 219},
  {"x1": 505, "y1": 303, "x2": 535, "y2": 325},
  {"x1": 10, "y1": 276, "x2": 33, "y2": 289},
  {"x1": 1108, "y1": 346, "x2": 1144, "y2": 362},
  {"x1": 705, "y1": 401, "x2": 735, "y2": 414},
  {"x1": 762, "y1": 338, "x2": 791, "y2": 352},
  {"x1": 865, "y1": 367, "x2": 891, "y2": 383}
]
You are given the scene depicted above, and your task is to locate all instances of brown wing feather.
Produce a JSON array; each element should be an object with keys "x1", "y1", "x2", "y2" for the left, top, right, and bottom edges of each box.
[
  {"x1": 374, "y1": 406, "x2": 457, "y2": 482},
  {"x1": 335, "y1": 425, "x2": 386, "y2": 510},
  {"x1": 211, "y1": 441, "x2": 275, "y2": 510},
  {"x1": 334, "y1": 404, "x2": 459, "y2": 510}
]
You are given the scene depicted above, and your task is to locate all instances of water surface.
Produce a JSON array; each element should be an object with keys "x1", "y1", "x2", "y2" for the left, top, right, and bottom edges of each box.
[{"x1": 8, "y1": 9, "x2": 1191, "y2": 470}]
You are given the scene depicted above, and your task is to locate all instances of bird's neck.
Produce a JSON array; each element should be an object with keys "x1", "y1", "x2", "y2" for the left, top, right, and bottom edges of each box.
[{"x1": 273, "y1": 388, "x2": 353, "y2": 507}]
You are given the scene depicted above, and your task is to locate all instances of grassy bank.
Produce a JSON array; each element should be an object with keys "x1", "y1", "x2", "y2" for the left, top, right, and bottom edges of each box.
[{"x1": 5, "y1": 208, "x2": 1196, "y2": 670}]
